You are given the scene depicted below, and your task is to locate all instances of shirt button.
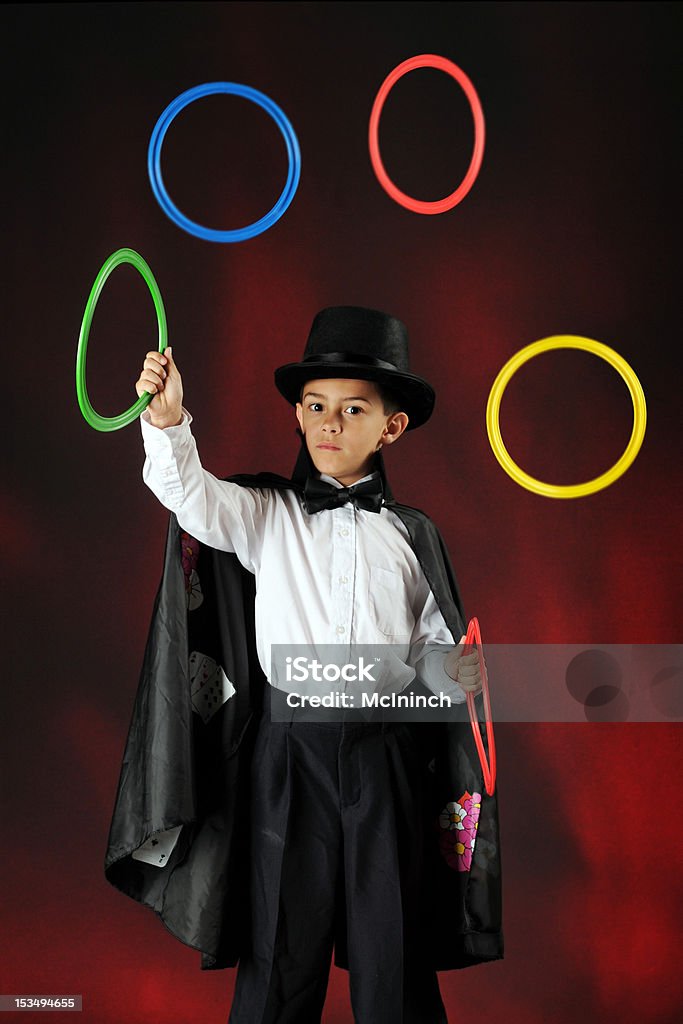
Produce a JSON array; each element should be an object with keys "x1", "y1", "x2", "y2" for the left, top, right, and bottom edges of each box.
[
  {"x1": 336, "y1": 625, "x2": 345, "y2": 635},
  {"x1": 339, "y1": 576, "x2": 348, "y2": 585},
  {"x1": 340, "y1": 528, "x2": 350, "y2": 537}
]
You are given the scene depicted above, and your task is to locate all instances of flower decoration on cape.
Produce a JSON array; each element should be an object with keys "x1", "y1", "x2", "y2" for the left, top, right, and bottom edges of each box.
[
  {"x1": 180, "y1": 532, "x2": 203, "y2": 610},
  {"x1": 438, "y1": 790, "x2": 482, "y2": 872}
]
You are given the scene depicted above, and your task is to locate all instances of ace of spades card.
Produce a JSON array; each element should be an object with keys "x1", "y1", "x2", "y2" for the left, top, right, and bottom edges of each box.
[
  {"x1": 131, "y1": 824, "x2": 183, "y2": 868},
  {"x1": 189, "y1": 651, "x2": 236, "y2": 724}
]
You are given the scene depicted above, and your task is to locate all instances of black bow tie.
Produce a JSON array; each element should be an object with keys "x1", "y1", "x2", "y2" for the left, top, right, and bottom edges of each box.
[{"x1": 303, "y1": 475, "x2": 384, "y2": 515}]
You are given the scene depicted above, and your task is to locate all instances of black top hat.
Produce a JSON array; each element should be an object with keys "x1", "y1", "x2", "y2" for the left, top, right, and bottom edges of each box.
[{"x1": 274, "y1": 306, "x2": 435, "y2": 430}]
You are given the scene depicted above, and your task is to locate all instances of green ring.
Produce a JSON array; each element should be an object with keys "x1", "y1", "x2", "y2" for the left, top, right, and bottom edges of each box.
[{"x1": 76, "y1": 248, "x2": 168, "y2": 431}]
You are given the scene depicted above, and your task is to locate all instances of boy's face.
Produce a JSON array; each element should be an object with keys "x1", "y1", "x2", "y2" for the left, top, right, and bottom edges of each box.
[{"x1": 295, "y1": 377, "x2": 409, "y2": 486}]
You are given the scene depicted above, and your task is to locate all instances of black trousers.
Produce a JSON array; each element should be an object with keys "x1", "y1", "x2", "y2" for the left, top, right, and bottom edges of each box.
[{"x1": 228, "y1": 688, "x2": 448, "y2": 1024}]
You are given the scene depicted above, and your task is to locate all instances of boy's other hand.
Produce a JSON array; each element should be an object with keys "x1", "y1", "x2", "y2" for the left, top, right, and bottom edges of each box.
[
  {"x1": 444, "y1": 635, "x2": 485, "y2": 696},
  {"x1": 135, "y1": 347, "x2": 183, "y2": 428}
]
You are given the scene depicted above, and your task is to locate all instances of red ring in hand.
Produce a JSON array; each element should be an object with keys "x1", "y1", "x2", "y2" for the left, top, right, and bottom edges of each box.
[{"x1": 465, "y1": 616, "x2": 497, "y2": 796}]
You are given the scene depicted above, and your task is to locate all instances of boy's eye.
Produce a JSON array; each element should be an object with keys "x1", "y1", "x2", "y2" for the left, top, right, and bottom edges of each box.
[{"x1": 307, "y1": 403, "x2": 363, "y2": 414}]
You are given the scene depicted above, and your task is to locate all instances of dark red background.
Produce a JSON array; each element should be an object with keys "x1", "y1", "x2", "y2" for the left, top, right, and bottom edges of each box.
[{"x1": 3, "y1": 2, "x2": 682, "y2": 1022}]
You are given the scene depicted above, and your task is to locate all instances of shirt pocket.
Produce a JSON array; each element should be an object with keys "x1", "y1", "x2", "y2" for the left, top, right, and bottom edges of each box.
[{"x1": 368, "y1": 565, "x2": 415, "y2": 638}]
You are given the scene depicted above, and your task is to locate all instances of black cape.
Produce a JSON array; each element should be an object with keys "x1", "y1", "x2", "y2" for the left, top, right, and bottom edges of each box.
[{"x1": 104, "y1": 440, "x2": 503, "y2": 972}]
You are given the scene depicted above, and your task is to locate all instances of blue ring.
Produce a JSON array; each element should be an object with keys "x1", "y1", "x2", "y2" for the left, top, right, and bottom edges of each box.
[{"x1": 147, "y1": 82, "x2": 301, "y2": 242}]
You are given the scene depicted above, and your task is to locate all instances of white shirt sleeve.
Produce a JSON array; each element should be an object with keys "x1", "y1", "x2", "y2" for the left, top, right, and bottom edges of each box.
[
  {"x1": 140, "y1": 408, "x2": 268, "y2": 574},
  {"x1": 406, "y1": 572, "x2": 468, "y2": 703}
]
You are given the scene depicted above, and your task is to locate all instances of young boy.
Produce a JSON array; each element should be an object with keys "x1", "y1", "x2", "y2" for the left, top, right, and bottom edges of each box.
[{"x1": 105, "y1": 306, "x2": 503, "y2": 1024}]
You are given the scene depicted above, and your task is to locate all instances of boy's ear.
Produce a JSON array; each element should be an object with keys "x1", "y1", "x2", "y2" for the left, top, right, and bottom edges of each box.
[
  {"x1": 295, "y1": 402, "x2": 304, "y2": 433},
  {"x1": 381, "y1": 411, "x2": 409, "y2": 444}
]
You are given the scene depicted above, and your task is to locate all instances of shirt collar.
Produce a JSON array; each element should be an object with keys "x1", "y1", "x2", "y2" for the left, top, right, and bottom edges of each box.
[{"x1": 317, "y1": 469, "x2": 380, "y2": 489}]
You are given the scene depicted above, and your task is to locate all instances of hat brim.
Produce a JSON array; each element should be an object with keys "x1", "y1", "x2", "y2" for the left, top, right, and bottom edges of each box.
[{"x1": 274, "y1": 361, "x2": 435, "y2": 430}]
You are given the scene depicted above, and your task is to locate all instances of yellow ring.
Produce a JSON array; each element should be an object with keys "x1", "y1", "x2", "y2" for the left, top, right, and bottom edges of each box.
[{"x1": 485, "y1": 336, "x2": 647, "y2": 498}]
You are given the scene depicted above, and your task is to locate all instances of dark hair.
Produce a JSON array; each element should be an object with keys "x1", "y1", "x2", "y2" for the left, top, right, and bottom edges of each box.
[
  {"x1": 298, "y1": 379, "x2": 405, "y2": 417},
  {"x1": 374, "y1": 382, "x2": 404, "y2": 416}
]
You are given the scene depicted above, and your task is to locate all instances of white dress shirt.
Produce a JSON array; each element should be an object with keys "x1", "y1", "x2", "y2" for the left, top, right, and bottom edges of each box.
[{"x1": 140, "y1": 409, "x2": 467, "y2": 703}]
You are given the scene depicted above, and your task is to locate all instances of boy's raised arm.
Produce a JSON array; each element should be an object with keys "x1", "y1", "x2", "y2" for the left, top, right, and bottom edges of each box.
[{"x1": 136, "y1": 349, "x2": 267, "y2": 573}]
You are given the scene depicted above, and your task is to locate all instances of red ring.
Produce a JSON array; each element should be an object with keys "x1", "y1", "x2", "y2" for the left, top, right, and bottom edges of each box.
[
  {"x1": 368, "y1": 54, "x2": 485, "y2": 215},
  {"x1": 465, "y1": 616, "x2": 497, "y2": 796}
]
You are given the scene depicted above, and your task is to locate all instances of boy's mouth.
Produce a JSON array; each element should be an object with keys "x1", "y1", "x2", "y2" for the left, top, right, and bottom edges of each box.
[{"x1": 316, "y1": 443, "x2": 341, "y2": 451}]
